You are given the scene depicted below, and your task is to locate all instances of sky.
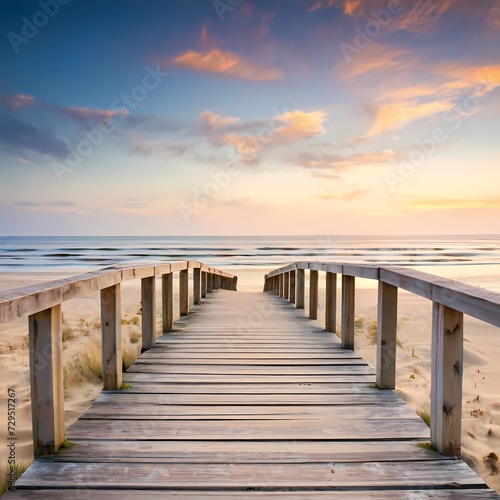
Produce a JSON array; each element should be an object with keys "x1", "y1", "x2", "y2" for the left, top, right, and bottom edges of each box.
[{"x1": 0, "y1": 0, "x2": 499, "y2": 236}]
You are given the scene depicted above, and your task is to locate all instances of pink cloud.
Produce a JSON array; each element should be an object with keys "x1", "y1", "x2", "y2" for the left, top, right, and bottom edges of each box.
[{"x1": 167, "y1": 49, "x2": 282, "y2": 81}]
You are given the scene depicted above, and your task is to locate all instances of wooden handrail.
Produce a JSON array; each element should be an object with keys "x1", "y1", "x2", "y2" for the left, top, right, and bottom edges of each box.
[
  {"x1": 0, "y1": 261, "x2": 237, "y2": 456},
  {"x1": 264, "y1": 261, "x2": 500, "y2": 458}
]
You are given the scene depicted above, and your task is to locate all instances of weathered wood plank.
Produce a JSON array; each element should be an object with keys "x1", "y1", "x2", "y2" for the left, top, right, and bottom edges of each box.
[
  {"x1": 14, "y1": 460, "x2": 483, "y2": 489},
  {"x1": 4, "y1": 490, "x2": 499, "y2": 499}
]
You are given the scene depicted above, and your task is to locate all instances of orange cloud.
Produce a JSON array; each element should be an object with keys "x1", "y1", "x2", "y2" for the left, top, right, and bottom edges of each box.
[
  {"x1": 201, "y1": 111, "x2": 240, "y2": 127},
  {"x1": 395, "y1": 0, "x2": 454, "y2": 34},
  {"x1": 299, "y1": 149, "x2": 396, "y2": 171},
  {"x1": 314, "y1": 188, "x2": 367, "y2": 201},
  {"x1": 62, "y1": 106, "x2": 128, "y2": 121},
  {"x1": 344, "y1": 0, "x2": 360, "y2": 16},
  {"x1": 274, "y1": 110, "x2": 327, "y2": 140},
  {"x1": 167, "y1": 49, "x2": 282, "y2": 81},
  {"x1": 362, "y1": 99, "x2": 453, "y2": 138}
]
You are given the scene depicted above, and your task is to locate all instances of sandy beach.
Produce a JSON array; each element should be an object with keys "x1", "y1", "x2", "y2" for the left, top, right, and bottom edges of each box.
[{"x1": 0, "y1": 266, "x2": 499, "y2": 494}]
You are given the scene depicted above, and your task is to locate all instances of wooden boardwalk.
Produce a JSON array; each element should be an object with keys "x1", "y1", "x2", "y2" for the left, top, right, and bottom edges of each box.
[{"x1": 9, "y1": 290, "x2": 498, "y2": 498}]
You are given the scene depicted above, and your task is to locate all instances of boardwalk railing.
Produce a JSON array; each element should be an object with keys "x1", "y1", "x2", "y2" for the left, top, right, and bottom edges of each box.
[
  {"x1": 265, "y1": 261, "x2": 500, "y2": 457},
  {"x1": 0, "y1": 261, "x2": 237, "y2": 456}
]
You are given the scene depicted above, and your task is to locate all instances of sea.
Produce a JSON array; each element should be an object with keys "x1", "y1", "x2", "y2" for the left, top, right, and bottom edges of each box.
[{"x1": 1, "y1": 235, "x2": 500, "y2": 273}]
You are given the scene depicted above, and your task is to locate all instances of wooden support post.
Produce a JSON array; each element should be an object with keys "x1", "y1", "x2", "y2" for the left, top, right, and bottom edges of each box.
[
  {"x1": 29, "y1": 305, "x2": 64, "y2": 456},
  {"x1": 278, "y1": 274, "x2": 283, "y2": 297},
  {"x1": 341, "y1": 275, "x2": 355, "y2": 350},
  {"x1": 273, "y1": 276, "x2": 279, "y2": 294},
  {"x1": 284, "y1": 272, "x2": 290, "y2": 300},
  {"x1": 162, "y1": 273, "x2": 173, "y2": 333},
  {"x1": 325, "y1": 272, "x2": 337, "y2": 333},
  {"x1": 296, "y1": 268, "x2": 305, "y2": 309},
  {"x1": 376, "y1": 282, "x2": 398, "y2": 389},
  {"x1": 201, "y1": 271, "x2": 207, "y2": 298},
  {"x1": 309, "y1": 270, "x2": 318, "y2": 319},
  {"x1": 431, "y1": 303, "x2": 464, "y2": 456},
  {"x1": 101, "y1": 284, "x2": 122, "y2": 390},
  {"x1": 193, "y1": 268, "x2": 201, "y2": 305},
  {"x1": 207, "y1": 273, "x2": 213, "y2": 293},
  {"x1": 289, "y1": 270, "x2": 296, "y2": 304},
  {"x1": 141, "y1": 276, "x2": 156, "y2": 350},
  {"x1": 232, "y1": 276, "x2": 238, "y2": 291},
  {"x1": 216, "y1": 275, "x2": 222, "y2": 289},
  {"x1": 179, "y1": 269, "x2": 189, "y2": 316}
]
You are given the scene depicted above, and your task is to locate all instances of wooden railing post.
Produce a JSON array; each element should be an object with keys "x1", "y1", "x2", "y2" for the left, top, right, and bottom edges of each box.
[
  {"x1": 193, "y1": 268, "x2": 201, "y2": 305},
  {"x1": 376, "y1": 282, "x2": 398, "y2": 389},
  {"x1": 325, "y1": 272, "x2": 337, "y2": 333},
  {"x1": 180, "y1": 269, "x2": 189, "y2": 316},
  {"x1": 289, "y1": 270, "x2": 296, "y2": 304},
  {"x1": 101, "y1": 284, "x2": 122, "y2": 390},
  {"x1": 284, "y1": 272, "x2": 290, "y2": 300},
  {"x1": 431, "y1": 303, "x2": 464, "y2": 456},
  {"x1": 162, "y1": 273, "x2": 173, "y2": 332},
  {"x1": 296, "y1": 267, "x2": 305, "y2": 309},
  {"x1": 29, "y1": 305, "x2": 64, "y2": 456},
  {"x1": 141, "y1": 276, "x2": 156, "y2": 350},
  {"x1": 341, "y1": 275, "x2": 355, "y2": 350},
  {"x1": 309, "y1": 270, "x2": 318, "y2": 319},
  {"x1": 201, "y1": 271, "x2": 207, "y2": 298}
]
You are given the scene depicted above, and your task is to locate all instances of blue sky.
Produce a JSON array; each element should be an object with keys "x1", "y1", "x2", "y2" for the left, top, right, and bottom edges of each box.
[{"x1": 1, "y1": 0, "x2": 499, "y2": 235}]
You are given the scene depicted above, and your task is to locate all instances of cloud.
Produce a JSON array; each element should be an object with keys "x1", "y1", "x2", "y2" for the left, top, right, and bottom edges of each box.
[
  {"x1": 166, "y1": 49, "x2": 282, "y2": 81},
  {"x1": 16, "y1": 200, "x2": 79, "y2": 213},
  {"x1": 313, "y1": 188, "x2": 368, "y2": 201},
  {"x1": 0, "y1": 117, "x2": 67, "y2": 158},
  {"x1": 307, "y1": 0, "x2": 336, "y2": 13},
  {"x1": 403, "y1": 196, "x2": 500, "y2": 212},
  {"x1": 297, "y1": 149, "x2": 396, "y2": 171},
  {"x1": 199, "y1": 109, "x2": 328, "y2": 163},
  {"x1": 338, "y1": 43, "x2": 411, "y2": 80},
  {"x1": 201, "y1": 111, "x2": 240, "y2": 127},
  {"x1": 131, "y1": 140, "x2": 187, "y2": 157},
  {"x1": 57, "y1": 106, "x2": 128, "y2": 123},
  {"x1": 395, "y1": 0, "x2": 455, "y2": 34},
  {"x1": 274, "y1": 110, "x2": 327, "y2": 140},
  {"x1": 361, "y1": 99, "x2": 454, "y2": 138},
  {"x1": 0, "y1": 91, "x2": 34, "y2": 110}
]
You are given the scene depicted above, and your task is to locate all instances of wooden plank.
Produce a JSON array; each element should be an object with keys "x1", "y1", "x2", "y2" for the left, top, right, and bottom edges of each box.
[
  {"x1": 325, "y1": 272, "x2": 337, "y2": 333},
  {"x1": 309, "y1": 270, "x2": 318, "y2": 319},
  {"x1": 179, "y1": 269, "x2": 189, "y2": 316},
  {"x1": 101, "y1": 284, "x2": 122, "y2": 390},
  {"x1": 431, "y1": 303, "x2": 464, "y2": 456},
  {"x1": 162, "y1": 273, "x2": 173, "y2": 333},
  {"x1": 141, "y1": 276, "x2": 156, "y2": 350},
  {"x1": 14, "y1": 460, "x2": 483, "y2": 489},
  {"x1": 126, "y1": 364, "x2": 375, "y2": 375},
  {"x1": 81, "y1": 403, "x2": 421, "y2": 420},
  {"x1": 296, "y1": 267, "x2": 305, "y2": 309},
  {"x1": 5, "y1": 489, "x2": 499, "y2": 499},
  {"x1": 376, "y1": 282, "x2": 398, "y2": 389},
  {"x1": 93, "y1": 392, "x2": 402, "y2": 405},
  {"x1": 132, "y1": 358, "x2": 368, "y2": 366},
  {"x1": 28, "y1": 305, "x2": 65, "y2": 455},
  {"x1": 341, "y1": 275, "x2": 355, "y2": 351},
  {"x1": 50, "y1": 439, "x2": 445, "y2": 463},
  {"x1": 101, "y1": 383, "x2": 379, "y2": 394},
  {"x1": 193, "y1": 267, "x2": 201, "y2": 305},
  {"x1": 123, "y1": 373, "x2": 376, "y2": 383}
]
